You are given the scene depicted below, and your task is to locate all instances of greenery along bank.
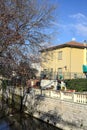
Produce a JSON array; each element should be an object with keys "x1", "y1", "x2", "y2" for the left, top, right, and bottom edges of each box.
[
  {"x1": 1, "y1": 78, "x2": 87, "y2": 92},
  {"x1": 65, "y1": 78, "x2": 87, "y2": 92}
]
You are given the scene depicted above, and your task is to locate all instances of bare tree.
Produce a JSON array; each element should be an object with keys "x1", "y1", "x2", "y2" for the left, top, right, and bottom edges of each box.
[{"x1": 0, "y1": 0, "x2": 56, "y2": 78}]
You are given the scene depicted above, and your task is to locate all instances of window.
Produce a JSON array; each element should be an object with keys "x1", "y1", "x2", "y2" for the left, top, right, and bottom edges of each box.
[
  {"x1": 51, "y1": 52, "x2": 53, "y2": 60},
  {"x1": 58, "y1": 51, "x2": 62, "y2": 60},
  {"x1": 43, "y1": 69, "x2": 47, "y2": 77},
  {"x1": 42, "y1": 53, "x2": 47, "y2": 62},
  {"x1": 58, "y1": 68, "x2": 63, "y2": 79},
  {"x1": 44, "y1": 69, "x2": 47, "y2": 73},
  {"x1": 50, "y1": 68, "x2": 53, "y2": 72},
  {"x1": 58, "y1": 68, "x2": 62, "y2": 75},
  {"x1": 49, "y1": 68, "x2": 53, "y2": 79}
]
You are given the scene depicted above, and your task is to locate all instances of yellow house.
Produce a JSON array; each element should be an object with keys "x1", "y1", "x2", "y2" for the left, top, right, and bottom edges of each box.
[{"x1": 40, "y1": 41, "x2": 87, "y2": 79}]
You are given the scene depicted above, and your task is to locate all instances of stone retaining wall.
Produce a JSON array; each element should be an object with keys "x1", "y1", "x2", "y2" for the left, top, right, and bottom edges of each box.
[
  {"x1": 1, "y1": 87, "x2": 87, "y2": 130},
  {"x1": 24, "y1": 94, "x2": 87, "y2": 130}
]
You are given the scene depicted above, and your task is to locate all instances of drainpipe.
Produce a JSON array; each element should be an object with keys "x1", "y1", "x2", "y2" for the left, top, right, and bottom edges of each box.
[
  {"x1": 83, "y1": 40, "x2": 87, "y2": 65},
  {"x1": 70, "y1": 46, "x2": 72, "y2": 79},
  {"x1": 83, "y1": 40, "x2": 87, "y2": 78}
]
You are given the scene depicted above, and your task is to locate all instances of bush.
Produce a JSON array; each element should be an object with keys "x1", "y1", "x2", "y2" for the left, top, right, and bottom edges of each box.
[{"x1": 65, "y1": 79, "x2": 87, "y2": 92}]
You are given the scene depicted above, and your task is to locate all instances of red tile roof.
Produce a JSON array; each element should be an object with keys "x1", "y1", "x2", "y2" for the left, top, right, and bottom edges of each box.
[
  {"x1": 65, "y1": 41, "x2": 85, "y2": 47},
  {"x1": 40, "y1": 41, "x2": 87, "y2": 52}
]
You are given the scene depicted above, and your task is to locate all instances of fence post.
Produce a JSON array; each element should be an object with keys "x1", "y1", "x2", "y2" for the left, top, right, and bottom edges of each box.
[{"x1": 60, "y1": 91, "x2": 64, "y2": 100}]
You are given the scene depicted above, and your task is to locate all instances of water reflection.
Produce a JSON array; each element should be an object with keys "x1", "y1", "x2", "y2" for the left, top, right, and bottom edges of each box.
[{"x1": 0, "y1": 101, "x2": 62, "y2": 130}]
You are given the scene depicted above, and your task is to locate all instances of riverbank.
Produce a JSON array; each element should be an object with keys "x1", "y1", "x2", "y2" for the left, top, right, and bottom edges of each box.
[
  {"x1": 1, "y1": 88, "x2": 87, "y2": 130},
  {"x1": 0, "y1": 99, "x2": 62, "y2": 130},
  {"x1": 23, "y1": 92, "x2": 87, "y2": 130}
]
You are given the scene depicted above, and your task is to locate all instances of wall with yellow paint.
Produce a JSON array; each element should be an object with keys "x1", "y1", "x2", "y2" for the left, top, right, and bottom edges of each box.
[{"x1": 41, "y1": 46, "x2": 86, "y2": 79}]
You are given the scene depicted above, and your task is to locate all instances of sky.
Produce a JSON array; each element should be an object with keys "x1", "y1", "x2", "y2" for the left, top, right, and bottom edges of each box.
[{"x1": 50, "y1": 0, "x2": 87, "y2": 45}]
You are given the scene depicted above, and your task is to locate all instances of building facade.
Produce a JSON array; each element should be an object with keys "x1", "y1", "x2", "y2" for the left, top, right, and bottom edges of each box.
[{"x1": 40, "y1": 41, "x2": 87, "y2": 79}]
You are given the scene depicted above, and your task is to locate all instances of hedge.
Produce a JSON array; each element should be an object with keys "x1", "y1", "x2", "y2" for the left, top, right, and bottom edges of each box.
[{"x1": 65, "y1": 78, "x2": 87, "y2": 92}]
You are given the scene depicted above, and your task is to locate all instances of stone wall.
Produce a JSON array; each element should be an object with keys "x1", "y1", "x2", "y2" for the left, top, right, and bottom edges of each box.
[
  {"x1": 24, "y1": 94, "x2": 87, "y2": 130},
  {"x1": 1, "y1": 87, "x2": 87, "y2": 130}
]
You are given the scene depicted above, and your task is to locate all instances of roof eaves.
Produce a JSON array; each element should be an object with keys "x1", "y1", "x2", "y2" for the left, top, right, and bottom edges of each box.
[{"x1": 40, "y1": 42, "x2": 87, "y2": 52}]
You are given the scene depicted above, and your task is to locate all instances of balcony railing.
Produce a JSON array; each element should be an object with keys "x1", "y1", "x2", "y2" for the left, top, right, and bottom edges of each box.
[
  {"x1": 41, "y1": 71, "x2": 86, "y2": 80},
  {"x1": 34, "y1": 89, "x2": 87, "y2": 104},
  {"x1": 1, "y1": 87, "x2": 87, "y2": 105}
]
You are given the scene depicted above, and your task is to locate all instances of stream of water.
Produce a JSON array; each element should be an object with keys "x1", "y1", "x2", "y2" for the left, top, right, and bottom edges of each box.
[{"x1": 0, "y1": 100, "x2": 62, "y2": 130}]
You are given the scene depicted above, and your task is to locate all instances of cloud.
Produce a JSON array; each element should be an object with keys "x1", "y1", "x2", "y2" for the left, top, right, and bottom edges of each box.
[
  {"x1": 60, "y1": 13, "x2": 87, "y2": 37},
  {"x1": 51, "y1": 13, "x2": 87, "y2": 38},
  {"x1": 69, "y1": 13, "x2": 87, "y2": 20},
  {"x1": 74, "y1": 23, "x2": 87, "y2": 36},
  {"x1": 64, "y1": 23, "x2": 87, "y2": 37},
  {"x1": 69, "y1": 13, "x2": 87, "y2": 36},
  {"x1": 51, "y1": 21, "x2": 66, "y2": 29},
  {"x1": 69, "y1": 13, "x2": 87, "y2": 25}
]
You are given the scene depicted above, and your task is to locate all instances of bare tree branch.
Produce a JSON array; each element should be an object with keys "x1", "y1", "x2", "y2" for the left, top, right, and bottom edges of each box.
[{"x1": 0, "y1": 0, "x2": 56, "y2": 77}]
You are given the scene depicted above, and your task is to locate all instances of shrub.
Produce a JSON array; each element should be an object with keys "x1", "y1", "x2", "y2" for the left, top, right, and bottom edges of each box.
[{"x1": 65, "y1": 79, "x2": 87, "y2": 92}]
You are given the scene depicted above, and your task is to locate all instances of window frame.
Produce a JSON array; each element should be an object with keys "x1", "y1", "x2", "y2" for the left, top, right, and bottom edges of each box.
[{"x1": 58, "y1": 51, "x2": 62, "y2": 60}]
